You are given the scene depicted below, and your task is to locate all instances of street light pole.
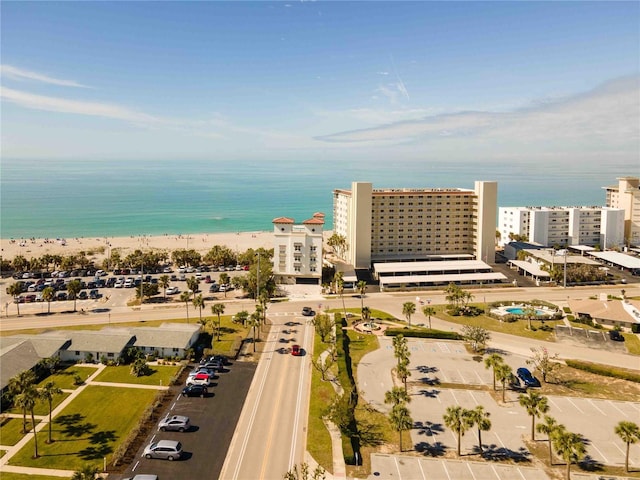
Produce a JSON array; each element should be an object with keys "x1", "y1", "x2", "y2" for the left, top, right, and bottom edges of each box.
[
  {"x1": 563, "y1": 249, "x2": 567, "y2": 289},
  {"x1": 256, "y1": 251, "x2": 260, "y2": 301}
]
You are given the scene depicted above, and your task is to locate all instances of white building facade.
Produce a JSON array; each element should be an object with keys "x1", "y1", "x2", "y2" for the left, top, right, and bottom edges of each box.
[
  {"x1": 604, "y1": 177, "x2": 640, "y2": 246},
  {"x1": 333, "y1": 181, "x2": 497, "y2": 269},
  {"x1": 499, "y1": 206, "x2": 625, "y2": 249},
  {"x1": 272, "y1": 213, "x2": 324, "y2": 285}
]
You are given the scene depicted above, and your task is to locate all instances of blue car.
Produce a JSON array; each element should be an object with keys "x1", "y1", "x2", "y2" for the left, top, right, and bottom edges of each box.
[{"x1": 516, "y1": 367, "x2": 541, "y2": 388}]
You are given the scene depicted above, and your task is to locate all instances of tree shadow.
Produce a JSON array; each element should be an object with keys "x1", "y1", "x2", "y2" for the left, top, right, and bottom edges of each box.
[
  {"x1": 485, "y1": 347, "x2": 509, "y2": 356},
  {"x1": 54, "y1": 413, "x2": 96, "y2": 438},
  {"x1": 415, "y1": 421, "x2": 444, "y2": 437},
  {"x1": 578, "y1": 455, "x2": 604, "y2": 472},
  {"x1": 417, "y1": 389, "x2": 440, "y2": 398},
  {"x1": 479, "y1": 444, "x2": 531, "y2": 463},
  {"x1": 416, "y1": 365, "x2": 438, "y2": 374},
  {"x1": 420, "y1": 377, "x2": 441, "y2": 386},
  {"x1": 415, "y1": 441, "x2": 448, "y2": 457}
]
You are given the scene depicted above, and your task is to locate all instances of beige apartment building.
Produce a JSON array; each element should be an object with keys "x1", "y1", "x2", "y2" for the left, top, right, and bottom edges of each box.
[
  {"x1": 604, "y1": 177, "x2": 640, "y2": 246},
  {"x1": 333, "y1": 181, "x2": 497, "y2": 270},
  {"x1": 272, "y1": 213, "x2": 324, "y2": 285}
]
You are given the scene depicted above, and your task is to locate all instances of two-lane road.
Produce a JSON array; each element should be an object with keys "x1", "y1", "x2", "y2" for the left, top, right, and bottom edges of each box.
[{"x1": 220, "y1": 314, "x2": 313, "y2": 480}]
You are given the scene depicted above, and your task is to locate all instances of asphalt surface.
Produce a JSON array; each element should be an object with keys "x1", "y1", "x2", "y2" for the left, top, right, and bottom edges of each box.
[{"x1": 118, "y1": 361, "x2": 256, "y2": 480}]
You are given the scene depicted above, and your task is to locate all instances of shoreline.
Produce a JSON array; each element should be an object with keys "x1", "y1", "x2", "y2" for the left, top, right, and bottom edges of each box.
[{"x1": 0, "y1": 231, "x2": 276, "y2": 263}]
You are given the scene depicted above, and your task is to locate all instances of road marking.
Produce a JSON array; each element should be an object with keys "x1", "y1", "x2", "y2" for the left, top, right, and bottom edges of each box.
[
  {"x1": 589, "y1": 442, "x2": 610, "y2": 464},
  {"x1": 131, "y1": 460, "x2": 140, "y2": 472},
  {"x1": 417, "y1": 456, "x2": 427, "y2": 479},
  {"x1": 490, "y1": 464, "x2": 500, "y2": 479},
  {"x1": 440, "y1": 370, "x2": 450, "y2": 382},
  {"x1": 394, "y1": 456, "x2": 402, "y2": 479},
  {"x1": 466, "y1": 461, "x2": 478, "y2": 480},
  {"x1": 450, "y1": 390, "x2": 460, "y2": 405},
  {"x1": 474, "y1": 371, "x2": 484, "y2": 384},
  {"x1": 517, "y1": 467, "x2": 527, "y2": 480},
  {"x1": 438, "y1": 342, "x2": 450, "y2": 353},
  {"x1": 468, "y1": 391, "x2": 479, "y2": 406},
  {"x1": 613, "y1": 442, "x2": 626, "y2": 455},
  {"x1": 565, "y1": 397, "x2": 584, "y2": 414},
  {"x1": 457, "y1": 369, "x2": 466, "y2": 383},
  {"x1": 493, "y1": 431, "x2": 506, "y2": 449},
  {"x1": 289, "y1": 322, "x2": 312, "y2": 470},
  {"x1": 171, "y1": 401, "x2": 177, "y2": 410},
  {"x1": 442, "y1": 460, "x2": 452, "y2": 480},
  {"x1": 587, "y1": 399, "x2": 606, "y2": 416},
  {"x1": 548, "y1": 398, "x2": 562, "y2": 412}
]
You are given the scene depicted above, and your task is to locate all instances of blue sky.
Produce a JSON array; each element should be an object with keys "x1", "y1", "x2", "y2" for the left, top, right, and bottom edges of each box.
[{"x1": 1, "y1": 1, "x2": 639, "y2": 165}]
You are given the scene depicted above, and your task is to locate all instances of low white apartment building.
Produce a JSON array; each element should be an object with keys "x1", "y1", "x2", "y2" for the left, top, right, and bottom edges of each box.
[
  {"x1": 272, "y1": 213, "x2": 324, "y2": 285},
  {"x1": 333, "y1": 181, "x2": 497, "y2": 269},
  {"x1": 604, "y1": 177, "x2": 640, "y2": 246},
  {"x1": 498, "y1": 206, "x2": 624, "y2": 249}
]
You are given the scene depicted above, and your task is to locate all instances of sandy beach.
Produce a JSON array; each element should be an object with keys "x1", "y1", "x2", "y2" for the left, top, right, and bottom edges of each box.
[{"x1": 1, "y1": 231, "x2": 275, "y2": 263}]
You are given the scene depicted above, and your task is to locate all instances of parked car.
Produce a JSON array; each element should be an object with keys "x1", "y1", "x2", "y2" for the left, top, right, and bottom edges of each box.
[
  {"x1": 301, "y1": 307, "x2": 315, "y2": 317},
  {"x1": 209, "y1": 284, "x2": 220, "y2": 293},
  {"x1": 609, "y1": 330, "x2": 624, "y2": 341},
  {"x1": 142, "y1": 440, "x2": 182, "y2": 461},
  {"x1": 291, "y1": 344, "x2": 303, "y2": 356},
  {"x1": 114, "y1": 279, "x2": 124, "y2": 288},
  {"x1": 123, "y1": 475, "x2": 158, "y2": 480},
  {"x1": 181, "y1": 384, "x2": 208, "y2": 397},
  {"x1": 89, "y1": 289, "x2": 100, "y2": 299},
  {"x1": 186, "y1": 372, "x2": 212, "y2": 386},
  {"x1": 516, "y1": 367, "x2": 541, "y2": 388},
  {"x1": 158, "y1": 414, "x2": 190, "y2": 432},
  {"x1": 188, "y1": 368, "x2": 216, "y2": 380},
  {"x1": 166, "y1": 286, "x2": 180, "y2": 295}
]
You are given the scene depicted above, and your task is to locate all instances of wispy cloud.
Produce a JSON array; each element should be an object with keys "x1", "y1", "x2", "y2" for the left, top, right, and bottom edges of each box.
[
  {"x1": 1, "y1": 64, "x2": 90, "y2": 88},
  {"x1": 316, "y1": 76, "x2": 640, "y2": 152},
  {"x1": 1, "y1": 87, "x2": 163, "y2": 125}
]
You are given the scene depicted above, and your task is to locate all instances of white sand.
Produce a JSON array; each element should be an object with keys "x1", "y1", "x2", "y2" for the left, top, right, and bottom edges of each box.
[{"x1": 1, "y1": 231, "x2": 274, "y2": 263}]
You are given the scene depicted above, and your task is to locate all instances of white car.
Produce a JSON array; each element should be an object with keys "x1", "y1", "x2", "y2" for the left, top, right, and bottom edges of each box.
[
  {"x1": 114, "y1": 280, "x2": 124, "y2": 288},
  {"x1": 166, "y1": 286, "x2": 179, "y2": 295}
]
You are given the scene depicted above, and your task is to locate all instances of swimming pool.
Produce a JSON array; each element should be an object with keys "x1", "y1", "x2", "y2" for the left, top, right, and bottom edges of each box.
[{"x1": 505, "y1": 307, "x2": 545, "y2": 316}]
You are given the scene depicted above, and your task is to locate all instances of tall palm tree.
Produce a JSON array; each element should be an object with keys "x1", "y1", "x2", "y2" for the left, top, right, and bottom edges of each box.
[
  {"x1": 361, "y1": 306, "x2": 371, "y2": 323},
  {"x1": 466, "y1": 406, "x2": 491, "y2": 454},
  {"x1": 519, "y1": 390, "x2": 550, "y2": 441},
  {"x1": 552, "y1": 426, "x2": 586, "y2": 480},
  {"x1": 158, "y1": 274, "x2": 170, "y2": 300},
  {"x1": 384, "y1": 386, "x2": 411, "y2": 408},
  {"x1": 483, "y1": 353, "x2": 504, "y2": 391},
  {"x1": 66, "y1": 279, "x2": 82, "y2": 312},
  {"x1": 219, "y1": 273, "x2": 230, "y2": 297},
  {"x1": 389, "y1": 403, "x2": 413, "y2": 452},
  {"x1": 71, "y1": 464, "x2": 100, "y2": 480},
  {"x1": 357, "y1": 280, "x2": 367, "y2": 310},
  {"x1": 392, "y1": 335, "x2": 410, "y2": 368},
  {"x1": 402, "y1": 301, "x2": 416, "y2": 326},
  {"x1": 523, "y1": 305, "x2": 537, "y2": 330},
  {"x1": 396, "y1": 359, "x2": 411, "y2": 393},
  {"x1": 8, "y1": 370, "x2": 36, "y2": 433},
  {"x1": 42, "y1": 286, "x2": 55, "y2": 314},
  {"x1": 249, "y1": 310, "x2": 261, "y2": 352},
  {"x1": 7, "y1": 282, "x2": 24, "y2": 315},
  {"x1": 193, "y1": 294, "x2": 205, "y2": 324},
  {"x1": 537, "y1": 415, "x2": 560, "y2": 465},
  {"x1": 15, "y1": 384, "x2": 40, "y2": 457},
  {"x1": 211, "y1": 303, "x2": 225, "y2": 342},
  {"x1": 422, "y1": 306, "x2": 436, "y2": 329},
  {"x1": 333, "y1": 272, "x2": 346, "y2": 319},
  {"x1": 443, "y1": 405, "x2": 473, "y2": 457},
  {"x1": 180, "y1": 291, "x2": 191, "y2": 323},
  {"x1": 186, "y1": 276, "x2": 199, "y2": 300},
  {"x1": 495, "y1": 362, "x2": 512, "y2": 402},
  {"x1": 615, "y1": 421, "x2": 640, "y2": 472},
  {"x1": 258, "y1": 290, "x2": 270, "y2": 325},
  {"x1": 40, "y1": 381, "x2": 63, "y2": 443}
]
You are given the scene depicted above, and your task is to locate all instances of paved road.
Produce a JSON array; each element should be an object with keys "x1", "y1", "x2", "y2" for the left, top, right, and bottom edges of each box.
[{"x1": 219, "y1": 314, "x2": 313, "y2": 480}]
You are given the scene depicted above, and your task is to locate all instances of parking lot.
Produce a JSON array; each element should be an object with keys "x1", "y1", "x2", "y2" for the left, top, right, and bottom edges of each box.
[{"x1": 117, "y1": 361, "x2": 256, "y2": 480}]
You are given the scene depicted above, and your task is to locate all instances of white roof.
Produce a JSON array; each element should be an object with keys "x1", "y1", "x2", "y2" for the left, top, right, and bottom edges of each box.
[
  {"x1": 508, "y1": 260, "x2": 551, "y2": 278},
  {"x1": 379, "y1": 272, "x2": 507, "y2": 286},
  {"x1": 588, "y1": 251, "x2": 640, "y2": 269},
  {"x1": 374, "y1": 260, "x2": 491, "y2": 274}
]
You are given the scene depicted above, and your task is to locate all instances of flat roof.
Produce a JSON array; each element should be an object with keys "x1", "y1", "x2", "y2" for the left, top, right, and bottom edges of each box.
[
  {"x1": 379, "y1": 272, "x2": 507, "y2": 286},
  {"x1": 374, "y1": 260, "x2": 491, "y2": 274},
  {"x1": 523, "y1": 249, "x2": 600, "y2": 266},
  {"x1": 587, "y1": 251, "x2": 640, "y2": 269},
  {"x1": 508, "y1": 260, "x2": 551, "y2": 278}
]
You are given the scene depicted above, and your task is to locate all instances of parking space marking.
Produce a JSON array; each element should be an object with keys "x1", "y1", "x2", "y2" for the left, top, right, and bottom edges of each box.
[
  {"x1": 548, "y1": 398, "x2": 562, "y2": 412},
  {"x1": 517, "y1": 467, "x2": 527, "y2": 480},
  {"x1": 451, "y1": 390, "x2": 460, "y2": 405},
  {"x1": 607, "y1": 400, "x2": 628, "y2": 418},
  {"x1": 440, "y1": 370, "x2": 450, "y2": 382},
  {"x1": 590, "y1": 442, "x2": 610, "y2": 464},
  {"x1": 493, "y1": 431, "x2": 506, "y2": 449},
  {"x1": 613, "y1": 442, "x2": 626, "y2": 455},
  {"x1": 474, "y1": 371, "x2": 484, "y2": 384},
  {"x1": 466, "y1": 461, "x2": 478, "y2": 480},
  {"x1": 587, "y1": 399, "x2": 606, "y2": 416},
  {"x1": 394, "y1": 456, "x2": 402, "y2": 479},
  {"x1": 438, "y1": 342, "x2": 451, "y2": 354},
  {"x1": 565, "y1": 398, "x2": 584, "y2": 414},
  {"x1": 442, "y1": 460, "x2": 452, "y2": 480},
  {"x1": 417, "y1": 456, "x2": 427, "y2": 479},
  {"x1": 457, "y1": 369, "x2": 467, "y2": 384},
  {"x1": 468, "y1": 391, "x2": 479, "y2": 406},
  {"x1": 490, "y1": 464, "x2": 500, "y2": 479}
]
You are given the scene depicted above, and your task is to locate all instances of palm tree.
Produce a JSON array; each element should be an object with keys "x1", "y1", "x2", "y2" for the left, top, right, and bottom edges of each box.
[
  {"x1": 158, "y1": 274, "x2": 170, "y2": 299},
  {"x1": 193, "y1": 294, "x2": 205, "y2": 324},
  {"x1": 15, "y1": 384, "x2": 40, "y2": 457},
  {"x1": 249, "y1": 310, "x2": 261, "y2": 352},
  {"x1": 66, "y1": 279, "x2": 82, "y2": 312},
  {"x1": 258, "y1": 290, "x2": 270, "y2": 325},
  {"x1": 495, "y1": 362, "x2": 512, "y2": 402},
  {"x1": 357, "y1": 280, "x2": 367, "y2": 310},
  {"x1": 8, "y1": 370, "x2": 36, "y2": 433},
  {"x1": 40, "y1": 381, "x2": 63, "y2": 443},
  {"x1": 402, "y1": 301, "x2": 416, "y2": 326},
  {"x1": 443, "y1": 405, "x2": 473, "y2": 457},
  {"x1": 180, "y1": 291, "x2": 191, "y2": 323},
  {"x1": 384, "y1": 386, "x2": 411, "y2": 408},
  {"x1": 396, "y1": 359, "x2": 411, "y2": 393},
  {"x1": 389, "y1": 403, "x2": 413, "y2": 452},
  {"x1": 484, "y1": 353, "x2": 503, "y2": 391},
  {"x1": 552, "y1": 426, "x2": 586, "y2": 480},
  {"x1": 392, "y1": 335, "x2": 410, "y2": 368},
  {"x1": 219, "y1": 272, "x2": 230, "y2": 297},
  {"x1": 615, "y1": 421, "x2": 640, "y2": 472},
  {"x1": 537, "y1": 415, "x2": 560, "y2": 465},
  {"x1": 186, "y1": 276, "x2": 199, "y2": 300},
  {"x1": 42, "y1": 286, "x2": 55, "y2": 314},
  {"x1": 71, "y1": 463, "x2": 100, "y2": 480},
  {"x1": 361, "y1": 306, "x2": 371, "y2": 323},
  {"x1": 422, "y1": 305, "x2": 436, "y2": 329},
  {"x1": 519, "y1": 390, "x2": 549, "y2": 441},
  {"x1": 467, "y1": 406, "x2": 491, "y2": 454},
  {"x1": 234, "y1": 309, "x2": 249, "y2": 327},
  {"x1": 7, "y1": 282, "x2": 24, "y2": 315},
  {"x1": 333, "y1": 272, "x2": 347, "y2": 319},
  {"x1": 211, "y1": 303, "x2": 225, "y2": 342},
  {"x1": 523, "y1": 305, "x2": 537, "y2": 330}
]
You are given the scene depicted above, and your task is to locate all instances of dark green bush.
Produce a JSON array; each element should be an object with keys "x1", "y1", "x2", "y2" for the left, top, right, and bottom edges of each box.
[
  {"x1": 565, "y1": 359, "x2": 640, "y2": 383},
  {"x1": 384, "y1": 328, "x2": 462, "y2": 340}
]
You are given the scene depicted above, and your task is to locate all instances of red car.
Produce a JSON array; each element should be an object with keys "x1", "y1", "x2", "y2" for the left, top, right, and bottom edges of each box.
[{"x1": 291, "y1": 345, "x2": 303, "y2": 356}]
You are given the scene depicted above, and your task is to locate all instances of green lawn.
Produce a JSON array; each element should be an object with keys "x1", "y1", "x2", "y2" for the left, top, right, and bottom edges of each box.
[
  {"x1": 623, "y1": 332, "x2": 640, "y2": 355},
  {"x1": 37, "y1": 366, "x2": 98, "y2": 390},
  {"x1": 200, "y1": 314, "x2": 252, "y2": 356},
  {"x1": 4, "y1": 392, "x2": 71, "y2": 417},
  {"x1": 93, "y1": 364, "x2": 180, "y2": 386},
  {"x1": 0, "y1": 417, "x2": 40, "y2": 446},
  {"x1": 8, "y1": 385, "x2": 157, "y2": 471},
  {"x1": 0, "y1": 473, "x2": 64, "y2": 480}
]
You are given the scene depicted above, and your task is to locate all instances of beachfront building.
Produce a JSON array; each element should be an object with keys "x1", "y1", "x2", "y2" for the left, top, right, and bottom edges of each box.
[
  {"x1": 272, "y1": 213, "x2": 324, "y2": 286},
  {"x1": 604, "y1": 177, "x2": 640, "y2": 246},
  {"x1": 498, "y1": 206, "x2": 625, "y2": 249},
  {"x1": 333, "y1": 181, "x2": 498, "y2": 269}
]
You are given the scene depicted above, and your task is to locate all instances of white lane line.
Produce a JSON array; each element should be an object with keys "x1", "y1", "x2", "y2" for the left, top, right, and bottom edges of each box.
[
  {"x1": 548, "y1": 398, "x2": 563, "y2": 412},
  {"x1": 613, "y1": 442, "x2": 626, "y2": 455},
  {"x1": 417, "y1": 457, "x2": 427, "y2": 479},
  {"x1": 607, "y1": 400, "x2": 629, "y2": 417},
  {"x1": 289, "y1": 323, "x2": 312, "y2": 470},
  {"x1": 451, "y1": 390, "x2": 460, "y2": 405},
  {"x1": 517, "y1": 467, "x2": 527, "y2": 480},
  {"x1": 565, "y1": 397, "x2": 584, "y2": 414},
  {"x1": 394, "y1": 456, "x2": 402, "y2": 480},
  {"x1": 469, "y1": 391, "x2": 479, "y2": 406},
  {"x1": 490, "y1": 464, "x2": 500, "y2": 479},
  {"x1": 590, "y1": 442, "x2": 610, "y2": 464},
  {"x1": 440, "y1": 370, "x2": 450, "y2": 382},
  {"x1": 493, "y1": 432, "x2": 506, "y2": 449},
  {"x1": 170, "y1": 401, "x2": 177, "y2": 410},
  {"x1": 466, "y1": 461, "x2": 477, "y2": 480},
  {"x1": 474, "y1": 371, "x2": 484, "y2": 384},
  {"x1": 457, "y1": 369, "x2": 466, "y2": 384},
  {"x1": 442, "y1": 460, "x2": 452, "y2": 480},
  {"x1": 131, "y1": 461, "x2": 140, "y2": 472},
  {"x1": 588, "y1": 399, "x2": 606, "y2": 416}
]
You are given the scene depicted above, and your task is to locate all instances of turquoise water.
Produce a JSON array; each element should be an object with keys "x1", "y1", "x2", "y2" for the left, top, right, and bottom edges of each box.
[
  {"x1": 0, "y1": 157, "x2": 633, "y2": 239},
  {"x1": 506, "y1": 307, "x2": 545, "y2": 316}
]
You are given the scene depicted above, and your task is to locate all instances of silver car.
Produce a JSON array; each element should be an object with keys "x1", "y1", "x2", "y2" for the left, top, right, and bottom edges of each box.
[
  {"x1": 143, "y1": 439, "x2": 182, "y2": 461},
  {"x1": 157, "y1": 414, "x2": 190, "y2": 432}
]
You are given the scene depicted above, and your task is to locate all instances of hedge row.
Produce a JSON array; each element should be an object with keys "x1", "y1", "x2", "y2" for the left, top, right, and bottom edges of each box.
[
  {"x1": 384, "y1": 328, "x2": 463, "y2": 340},
  {"x1": 565, "y1": 359, "x2": 640, "y2": 383}
]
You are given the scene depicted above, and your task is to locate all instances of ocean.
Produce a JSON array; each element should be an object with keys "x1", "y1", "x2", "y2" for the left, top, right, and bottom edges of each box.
[{"x1": 1, "y1": 157, "x2": 636, "y2": 239}]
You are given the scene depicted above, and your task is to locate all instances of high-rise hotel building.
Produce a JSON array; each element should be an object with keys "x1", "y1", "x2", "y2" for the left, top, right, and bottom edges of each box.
[
  {"x1": 333, "y1": 181, "x2": 497, "y2": 269},
  {"x1": 604, "y1": 177, "x2": 640, "y2": 246}
]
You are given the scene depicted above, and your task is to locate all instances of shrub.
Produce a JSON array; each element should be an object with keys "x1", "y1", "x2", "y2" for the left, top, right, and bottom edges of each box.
[
  {"x1": 565, "y1": 360, "x2": 640, "y2": 383},
  {"x1": 384, "y1": 328, "x2": 463, "y2": 340}
]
